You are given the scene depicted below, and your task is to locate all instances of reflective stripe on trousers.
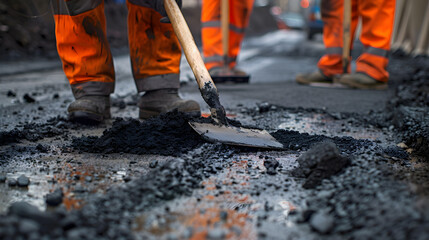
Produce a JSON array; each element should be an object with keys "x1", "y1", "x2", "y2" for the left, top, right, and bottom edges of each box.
[
  {"x1": 201, "y1": 0, "x2": 254, "y2": 70},
  {"x1": 52, "y1": 0, "x2": 180, "y2": 98},
  {"x1": 317, "y1": 0, "x2": 395, "y2": 82}
]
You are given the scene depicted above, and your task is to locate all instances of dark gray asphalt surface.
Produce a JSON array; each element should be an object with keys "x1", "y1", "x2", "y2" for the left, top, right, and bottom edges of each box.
[{"x1": 0, "y1": 30, "x2": 428, "y2": 239}]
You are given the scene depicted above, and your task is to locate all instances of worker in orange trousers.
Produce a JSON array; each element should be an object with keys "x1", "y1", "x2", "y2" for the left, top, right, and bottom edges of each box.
[
  {"x1": 296, "y1": 0, "x2": 396, "y2": 90},
  {"x1": 201, "y1": 0, "x2": 254, "y2": 78},
  {"x1": 51, "y1": 0, "x2": 200, "y2": 123}
]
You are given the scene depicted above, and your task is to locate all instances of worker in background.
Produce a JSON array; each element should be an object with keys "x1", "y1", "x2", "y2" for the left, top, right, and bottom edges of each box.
[
  {"x1": 51, "y1": 0, "x2": 200, "y2": 124},
  {"x1": 296, "y1": 0, "x2": 395, "y2": 90},
  {"x1": 201, "y1": 0, "x2": 254, "y2": 80}
]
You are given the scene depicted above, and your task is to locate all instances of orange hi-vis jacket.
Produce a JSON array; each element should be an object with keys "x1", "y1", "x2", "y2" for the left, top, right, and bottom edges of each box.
[
  {"x1": 318, "y1": 0, "x2": 395, "y2": 82},
  {"x1": 51, "y1": 0, "x2": 181, "y2": 99},
  {"x1": 201, "y1": 0, "x2": 254, "y2": 71}
]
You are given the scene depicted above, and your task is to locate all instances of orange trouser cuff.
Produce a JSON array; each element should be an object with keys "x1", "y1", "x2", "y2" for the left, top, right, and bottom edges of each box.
[
  {"x1": 356, "y1": 53, "x2": 389, "y2": 82},
  {"x1": 317, "y1": 54, "x2": 344, "y2": 77}
]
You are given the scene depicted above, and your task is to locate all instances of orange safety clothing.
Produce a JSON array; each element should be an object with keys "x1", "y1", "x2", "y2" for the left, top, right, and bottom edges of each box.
[
  {"x1": 51, "y1": 0, "x2": 181, "y2": 99},
  {"x1": 201, "y1": 0, "x2": 254, "y2": 71},
  {"x1": 317, "y1": 0, "x2": 395, "y2": 82}
]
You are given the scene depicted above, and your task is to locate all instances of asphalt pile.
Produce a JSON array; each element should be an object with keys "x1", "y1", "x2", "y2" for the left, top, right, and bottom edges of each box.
[
  {"x1": 71, "y1": 111, "x2": 205, "y2": 156},
  {"x1": 389, "y1": 59, "x2": 429, "y2": 158},
  {"x1": 368, "y1": 57, "x2": 429, "y2": 159},
  {"x1": 71, "y1": 110, "x2": 375, "y2": 157},
  {"x1": 296, "y1": 151, "x2": 429, "y2": 238}
]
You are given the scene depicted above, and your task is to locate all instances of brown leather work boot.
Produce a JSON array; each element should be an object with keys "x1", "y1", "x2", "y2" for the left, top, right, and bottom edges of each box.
[
  {"x1": 296, "y1": 71, "x2": 333, "y2": 85},
  {"x1": 339, "y1": 73, "x2": 388, "y2": 90},
  {"x1": 68, "y1": 96, "x2": 111, "y2": 124},
  {"x1": 138, "y1": 88, "x2": 201, "y2": 119}
]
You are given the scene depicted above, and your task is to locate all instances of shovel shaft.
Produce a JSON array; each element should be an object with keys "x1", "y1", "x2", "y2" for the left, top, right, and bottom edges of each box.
[
  {"x1": 221, "y1": 0, "x2": 229, "y2": 66},
  {"x1": 342, "y1": 0, "x2": 351, "y2": 73},
  {"x1": 164, "y1": 0, "x2": 226, "y2": 123}
]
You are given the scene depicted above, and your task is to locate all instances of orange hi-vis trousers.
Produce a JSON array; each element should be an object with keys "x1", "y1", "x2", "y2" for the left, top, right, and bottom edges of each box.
[
  {"x1": 201, "y1": 0, "x2": 254, "y2": 71},
  {"x1": 318, "y1": 0, "x2": 395, "y2": 82},
  {"x1": 51, "y1": 0, "x2": 181, "y2": 99}
]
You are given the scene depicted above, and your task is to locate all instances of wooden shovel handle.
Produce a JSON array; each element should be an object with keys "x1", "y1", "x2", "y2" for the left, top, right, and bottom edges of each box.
[
  {"x1": 221, "y1": 0, "x2": 229, "y2": 66},
  {"x1": 342, "y1": 0, "x2": 351, "y2": 73},
  {"x1": 164, "y1": 0, "x2": 227, "y2": 123},
  {"x1": 164, "y1": 0, "x2": 215, "y2": 90}
]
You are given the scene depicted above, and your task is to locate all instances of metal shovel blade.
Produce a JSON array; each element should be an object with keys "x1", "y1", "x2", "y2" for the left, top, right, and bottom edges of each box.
[{"x1": 189, "y1": 122, "x2": 284, "y2": 149}]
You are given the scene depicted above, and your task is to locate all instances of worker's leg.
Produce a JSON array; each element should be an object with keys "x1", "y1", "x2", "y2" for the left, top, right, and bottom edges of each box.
[
  {"x1": 298, "y1": 0, "x2": 357, "y2": 84},
  {"x1": 201, "y1": 0, "x2": 223, "y2": 71},
  {"x1": 317, "y1": 0, "x2": 346, "y2": 77},
  {"x1": 127, "y1": 0, "x2": 200, "y2": 119},
  {"x1": 355, "y1": 0, "x2": 395, "y2": 82},
  {"x1": 201, "y1": 0, "x2": 253, "y2": 73},
  {"x1": 127, "y1": 0, "x2": 181, "y2": 91},
  {"x1": 51, "y1": 0, "x2": 113, "y2": 123},
  {"x1": 228, "y1": 0, "x2": 254, "y2": 69}
]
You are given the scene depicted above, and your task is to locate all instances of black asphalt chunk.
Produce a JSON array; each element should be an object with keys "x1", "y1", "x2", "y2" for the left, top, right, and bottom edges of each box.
[
  {"x1": 263, "y1": 157, "x2": 279, "y2": 175},
  {"x1": 45, "y1": 189, "x2": 63, "y2": 207},
  {"x1": 23, "y1": 93, "x2": 35, "y2": 103},
  {"x1": 71, "y1": 111, "x2": 206, "y2": 156},
  {"x1": 7, "y1": 90, "x2": 16, "y2": 97},
  {"x1": 292, "y1": 142, "x2": 351, "y2": 189}
]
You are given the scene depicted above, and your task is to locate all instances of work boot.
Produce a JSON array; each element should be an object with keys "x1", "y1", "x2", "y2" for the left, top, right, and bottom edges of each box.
[
  {"x1": 68, "y1": 96, "x2": 111, "y2": 124},
  {"x1": 209, "y1": 67, "x2": 248, "y2": 77},
  {"x1": 209, "y1": 67, "x2": 250, "y2": 84},
  {"x1": 138, "y1": 88, "x2": 201, "y2": 119},
  {"x1": 296, "y1": 71, "x2": 333, "y2": 85},
  {"x1": 339, "y1": 73, "x2": 388, "y2": 90},
  {"x1": 231, "y1": 67, "x2": 249, "y2": 76}
]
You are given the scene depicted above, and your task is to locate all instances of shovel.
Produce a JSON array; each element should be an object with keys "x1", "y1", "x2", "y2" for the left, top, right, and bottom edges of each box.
[{"x1": 164, "y1": 0, "x2": 283, "y2": 149}]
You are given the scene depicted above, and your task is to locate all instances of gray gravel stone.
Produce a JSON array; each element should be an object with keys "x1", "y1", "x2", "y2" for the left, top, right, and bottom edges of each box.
[
  {"x1": 207, "y1": 228, "x2": 227, "y2": 240},
  {"x1": 8, "y1": 179, "x2": 17, "y2": 187},
  {"x1": 310, "y1": 212, "x2": 334, "y2": 234},
  {"x1": 18, "y1": 219, "x2": 39, "y2": 234},
  {"x1": 0, "y1": 174, "x2": 6, "y2": 183},
  {"x1": 46, "y1": 188, "x2": 63, "y2": 206},
  {"x1": 17, "y1": 175, "x2": 30, "y2": 187}
]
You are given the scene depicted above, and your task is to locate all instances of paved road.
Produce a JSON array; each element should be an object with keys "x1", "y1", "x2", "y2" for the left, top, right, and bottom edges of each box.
[{"x1": 1, "y1": 30, "x2": 428, "y2": 240}]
